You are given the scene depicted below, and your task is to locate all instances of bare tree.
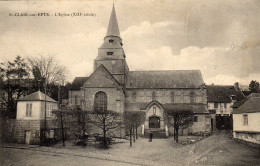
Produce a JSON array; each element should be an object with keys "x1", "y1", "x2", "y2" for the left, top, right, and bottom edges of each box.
[
  {"x1": 123, "y1": 111, "x2": 145, "y2": 146},
  {"x1": 166, "y1": 109, "x2": 194, "y2": 143},
  {"x1": 89, "y1": 109, "x2": 122, "y2": 148},
  {"x1": 52, "y1": 105, "x2": 90, "y2": 147},
  {"x1": 27, "y1": 55, "x2": 68, "y2": 95}
]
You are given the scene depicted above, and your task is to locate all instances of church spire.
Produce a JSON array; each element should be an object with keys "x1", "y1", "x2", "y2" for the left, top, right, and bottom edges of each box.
[{"x1": 106, "y1": 3, "x2": 120, "y2": 38}]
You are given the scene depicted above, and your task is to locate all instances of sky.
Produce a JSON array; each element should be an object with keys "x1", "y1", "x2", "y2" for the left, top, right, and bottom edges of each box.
[{"x1": 0, "y1": 0, "x2": 260, "y2": 86}]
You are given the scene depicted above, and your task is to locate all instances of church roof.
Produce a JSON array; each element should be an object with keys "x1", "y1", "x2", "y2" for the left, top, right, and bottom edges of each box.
[
  {"x1": 106, "y1": 4, "x2": 120, "y2": 38},
  {"x1": 70, "y1": 77, "x2": 89, "y2": 90},
  {"x1": 17, "y1": 90, "x2": 57, "y2": 103},
  {"x1": 125, "y1": 102, "x2": 208, "y2": 114},
  {"x1": 163, "y1": 103, "x2": 208, "y2": 114},
  {"x1": 126, "y1": 70, "x2": 204, "y2": 89},
  {"x1": 206, "y1": 85, "x2": 245, "y2": 103}
]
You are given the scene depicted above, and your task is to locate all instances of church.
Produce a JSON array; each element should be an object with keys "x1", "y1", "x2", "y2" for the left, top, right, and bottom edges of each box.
[{"x1": 69, "y1": 5, "x2": 211, "y2": 137}]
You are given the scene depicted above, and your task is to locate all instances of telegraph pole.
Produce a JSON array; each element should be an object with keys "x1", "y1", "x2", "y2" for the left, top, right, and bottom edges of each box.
[{"x1": 44, "y1": 80, "x2": 47, "y2": 145}]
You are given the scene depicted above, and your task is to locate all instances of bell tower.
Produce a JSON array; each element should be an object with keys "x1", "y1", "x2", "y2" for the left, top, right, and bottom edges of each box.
[{"x1": 94, "y1": 4, "x2": 129, "y2": 85}]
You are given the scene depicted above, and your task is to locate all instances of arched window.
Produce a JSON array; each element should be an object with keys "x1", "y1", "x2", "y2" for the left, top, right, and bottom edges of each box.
[
  {"x1": 132, "y1": 92, "x2": 137, "y2": 101},
  {"x1": 152, "y1": 92, "x2": 156, "y2": 101},
  {"x1": 190, "y1": 91, "x2": 195, "y2": 103},
  {"x1": 94, "y1": 91, "x2": 107, "y2": 111},
  {"x1": 171, "y1": 91, "x2": 175, "y2": 103}
]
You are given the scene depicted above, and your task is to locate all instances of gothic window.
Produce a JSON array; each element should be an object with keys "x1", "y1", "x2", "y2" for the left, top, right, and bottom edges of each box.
[
  {"x1": 171, "y1": 91, "x2": 175, "y2": 103},
  {"x1": 194, "y1": 116, "x2": 198, "y2": 122},
  {"x1": 152, "y1": 92, "x2": 156, "y2": 101},
  {"x1": 190, "y1": 91, "x2": 195, "y2": 103},
  {"x1": 107, "y1": 52, "x2": 113, "y2": 55},
  {"x1": 132, "y1": 92, "x2": 137, "y2": 101},
  {"x1": 94, "y1": 91, "x2": 107, "y2": 111}
]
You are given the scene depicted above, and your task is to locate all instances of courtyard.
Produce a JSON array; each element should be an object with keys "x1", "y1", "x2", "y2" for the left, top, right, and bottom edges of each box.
[{"x1": 1, "y1": 131, "x2": 260, "y2": 166}]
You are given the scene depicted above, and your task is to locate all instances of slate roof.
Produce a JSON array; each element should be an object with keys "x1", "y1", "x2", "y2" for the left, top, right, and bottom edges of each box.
[
  {"x1": 162, "y1": 103, "x2": 208, "y2": 114},
  {"x1": 242, "y1": 90, "x2": 251, "y2": 97},
  {"x1": 106, "y1": 4, "x2": 120, "y2": 38},
  {"x1": 126, "y1": 70, "x2": 204, "y2": 89},
  {"x1": 125, "y1": 102, "x2": 208, "y2": 114},
  {"x1": 17, "y1": 90, "x2": 57, "y2": 103},
  {"x1": 232, "y1": 93, "x2": 260, "y2": 109},
  {"x1": 233, "y1": 97, "x2": 260, "y2": 114},
  {"x1": 207, "y1": 85, "x2": 245, "y2": 103},
  {"x1": 70, "y1": 77, "x2": 89, "y2": 90}
]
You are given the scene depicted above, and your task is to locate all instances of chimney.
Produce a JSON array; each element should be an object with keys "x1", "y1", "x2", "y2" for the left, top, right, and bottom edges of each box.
[{"x1": 234, "y1": 82, "x2": 239, "y2": 91}]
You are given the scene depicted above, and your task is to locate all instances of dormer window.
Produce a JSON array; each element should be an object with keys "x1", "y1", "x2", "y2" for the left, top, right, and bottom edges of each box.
[
  {"x1": 107, "y1": 52, "x2": 113, "y2": 56},
  {"x1": 109, "y1": 39, "x2": 114, "y2": 43},
  {"x1": 230, "y1": 95, "x2": 236, "y2": 101}
]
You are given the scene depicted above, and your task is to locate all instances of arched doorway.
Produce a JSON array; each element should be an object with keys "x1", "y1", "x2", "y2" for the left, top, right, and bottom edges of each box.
[{"x1": 149, "y1": 116, "x2": 160, "y2": 128}]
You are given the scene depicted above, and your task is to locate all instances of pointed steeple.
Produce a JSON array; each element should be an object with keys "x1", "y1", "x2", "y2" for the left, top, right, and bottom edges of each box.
[{"x1": 106, "y1": 3, "x2": 120, "y2": 38}]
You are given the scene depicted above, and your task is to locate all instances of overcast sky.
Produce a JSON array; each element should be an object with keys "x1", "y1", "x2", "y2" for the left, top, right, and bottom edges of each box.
[{"x1": 0, "y1": 0, "x2": 260, "y2": 85}]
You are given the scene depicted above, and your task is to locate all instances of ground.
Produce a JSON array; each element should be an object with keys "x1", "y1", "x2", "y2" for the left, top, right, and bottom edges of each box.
[{"x1": 1, "y1": 131, "x2": 260, "y2": 166}]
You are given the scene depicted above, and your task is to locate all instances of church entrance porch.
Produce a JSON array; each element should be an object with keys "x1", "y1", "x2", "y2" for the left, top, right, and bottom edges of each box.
[
  {"x1": 142, "y1": 101, "x2": 169, "y2": 138},
  {"x1": 149, "y1": 116, "x2": 160, "y2": 128}
]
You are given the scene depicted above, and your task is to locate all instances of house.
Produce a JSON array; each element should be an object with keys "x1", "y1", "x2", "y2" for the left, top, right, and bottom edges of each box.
[
  {"x1": 15, "y1": 90, "x2": 58, "y2": 144},
  {"x1": 233, "y1": 93, "x2": 260, "y2": 147},
  {"x1": 69, "y1": 4, "x2": 211, "y2": 138},
  {"x1": 206, "y1": 83, "x2": 245, "y2": 131}
]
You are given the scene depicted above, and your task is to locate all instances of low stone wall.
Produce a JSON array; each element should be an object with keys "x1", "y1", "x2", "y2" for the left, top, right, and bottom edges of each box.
[{"x1": 234, "y1": 138, "x2": 260, "y2": 148}]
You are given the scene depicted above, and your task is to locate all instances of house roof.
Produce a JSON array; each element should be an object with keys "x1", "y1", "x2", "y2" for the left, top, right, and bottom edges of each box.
[
  {"x1": 17, "y1": 90, "x2": 57, "y2": 103},
  {"x1": 206, "y1": 85, "x2": 245, "y2": 103},
  {"x1": 126, "y1": 70, "x2": 204, "y2": 89},
  {"x1": 232, "y1": 93, "x2": 260, "y2": 109},
  {"x1": 233, "y1": 96, "x2": 260, "y2": 114},
  {"x1": 70, "y1": 77, "x2": 89, "y2": 90},
  {"x1": 242, "y1": 90, "x2": 251, "y2": 97}
]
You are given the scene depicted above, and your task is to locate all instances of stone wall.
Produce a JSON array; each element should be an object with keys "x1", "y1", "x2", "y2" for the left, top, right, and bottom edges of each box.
[
  {"x1": 191, "y1": 114, "x2": 211, "y2": 133},
  {"x1": 83, "y1": 87, "x2": 125, "y2": 113},
  {"x1": 14, "y1": 120, "x2": 42, "y2": 144},
  {"x1": 14, "y1": 119, "x2": 56, "y2": 145},
  {"x1": 125, "y1": 88, "x2": 207, "y2": 105},
  {"x1": 68, "y1": 90, "x2": 82, "y2": 105}
]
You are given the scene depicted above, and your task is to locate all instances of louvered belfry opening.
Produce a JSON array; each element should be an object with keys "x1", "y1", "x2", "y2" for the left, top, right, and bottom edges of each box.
[{"x1": 94, "y1": 91, "x2": 107, "y2": 111}]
